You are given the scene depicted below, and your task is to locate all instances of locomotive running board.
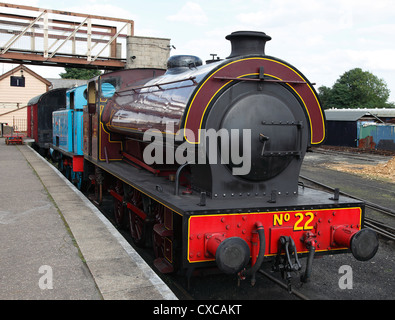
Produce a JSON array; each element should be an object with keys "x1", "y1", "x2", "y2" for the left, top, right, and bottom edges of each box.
[{"x1": 85, "y1": 157, "x2": 365, "y2": 219}]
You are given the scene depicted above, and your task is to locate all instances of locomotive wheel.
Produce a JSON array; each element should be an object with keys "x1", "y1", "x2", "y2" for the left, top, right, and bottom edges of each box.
[
  {"x1": 71, "y1": 171, "x2": 83, "y2": 190},
  {"x1": 152, "y1": 231, "x2": 165, "y2": 259},
  {"x1": 128, "y1": 211, "x2": 148, "y2": 247},
  {"x1": 128, "y1": 189, "x2": 148, "y2": 247},
  {"x1": 58, "y1": 157, "x2": 64, "y2": 173},
  {"x1": 75, "y1": 172, "x2": 83, "y2": 190},
  {"x1": 64, "y1": 165, "x2": 71, "y2": 180},
  {"x1": 152, "y1": 205, "x2": 165, "y2": 259},
  {"x1": 113, "y1": 181, "x2": 127, "y2": 228},
  {"x1": 113, "y1": 198, "x2": 125, "y2": 228}
]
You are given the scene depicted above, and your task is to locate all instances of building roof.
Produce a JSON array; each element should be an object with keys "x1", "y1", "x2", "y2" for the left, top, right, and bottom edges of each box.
[
  {"x1": 47, "y1": 78, "x2": 88, "y2": 90},
  {"x1": 0, "y1": 65, "x2": 51, "y2": 87},
  {"x1": 27, "y1": 87, "x2": 68, "y2": 106},
  {"x1": 325, "y1": 108, "x2": 395, "y2": 121}
]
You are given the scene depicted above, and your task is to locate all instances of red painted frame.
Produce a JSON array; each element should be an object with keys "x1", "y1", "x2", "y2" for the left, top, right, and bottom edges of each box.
[{"x1": 187, "y1": 207, "x2": 362, "y2": 264}]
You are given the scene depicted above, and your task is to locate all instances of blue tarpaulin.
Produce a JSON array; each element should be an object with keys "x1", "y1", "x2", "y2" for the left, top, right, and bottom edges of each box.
[{"x1": 358, "y1": 123, "x2": 395, "y2": 151}]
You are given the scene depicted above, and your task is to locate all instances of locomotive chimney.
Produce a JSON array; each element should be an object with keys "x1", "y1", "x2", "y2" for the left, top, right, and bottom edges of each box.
[{"x1": 226, "y1": 31, "x2": 271, "y2": 58}]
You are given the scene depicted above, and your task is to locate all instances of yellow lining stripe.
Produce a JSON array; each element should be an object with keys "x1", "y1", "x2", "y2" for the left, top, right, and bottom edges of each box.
[{"x1": 184, "y1": 57, "x2": 325, "y2": 145}]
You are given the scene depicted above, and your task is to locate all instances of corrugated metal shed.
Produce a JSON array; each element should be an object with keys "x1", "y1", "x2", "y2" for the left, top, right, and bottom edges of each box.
[
  {"x1": 323, "y1": 108, "x2": 395, "y2": 150},
  {"x1": 325, "y1": 108, "x2": 395, "y2": 121}
]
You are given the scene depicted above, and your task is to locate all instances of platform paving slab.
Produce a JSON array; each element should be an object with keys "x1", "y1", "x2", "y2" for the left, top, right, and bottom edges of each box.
[
  {"x1": 0, "y1": 142, "x2": 101, "y2": 300},
  {"x1": 0, "y1": 140, "x2": 177, "y2": 300}
]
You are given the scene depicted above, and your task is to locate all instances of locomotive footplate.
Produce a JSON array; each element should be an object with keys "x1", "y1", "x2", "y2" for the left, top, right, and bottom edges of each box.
[{"x1": 86, "y1": 156, "x2": 366, "y2": 217}]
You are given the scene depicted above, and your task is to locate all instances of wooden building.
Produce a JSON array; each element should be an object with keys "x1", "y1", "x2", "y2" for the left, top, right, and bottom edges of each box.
[{"x1": 0, "y1": 65, "x2": 51, "y2": 133}]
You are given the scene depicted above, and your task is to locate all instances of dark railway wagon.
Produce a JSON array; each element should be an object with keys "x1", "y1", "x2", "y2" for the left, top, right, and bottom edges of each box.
[{"x1": 27, "y1": 88, "x2": 67, "y2": 154}]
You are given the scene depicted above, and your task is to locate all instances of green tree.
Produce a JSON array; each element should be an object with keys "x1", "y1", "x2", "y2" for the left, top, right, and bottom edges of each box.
[
  {"x1": 318, "y1": 68, "x2": 393, "y2": 109},
  {"x1": 60, "y1": 67, "x2": 102, "y2": 80},
  {"x1": 317, "y1": 85, "x2": 331, "y2": 107}
]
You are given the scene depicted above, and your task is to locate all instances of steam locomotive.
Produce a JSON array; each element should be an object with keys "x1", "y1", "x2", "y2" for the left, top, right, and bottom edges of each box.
[{"x1": 29, "y1": 31, "x2": 379, "y2": 288}]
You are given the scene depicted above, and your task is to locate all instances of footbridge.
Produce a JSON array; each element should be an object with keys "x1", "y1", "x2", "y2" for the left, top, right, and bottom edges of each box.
[{"x1": 0, "y1": 2, "x2": 133, "y2": 70}]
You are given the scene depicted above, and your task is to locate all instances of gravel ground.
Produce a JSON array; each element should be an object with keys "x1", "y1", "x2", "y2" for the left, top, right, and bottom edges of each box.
[
  {"x1": 298, "y1": 149, "x2": 395, "y2": 300},
  {"x1": 174, "y1": 150, "x2": 395, "y2": 300},
  {"x1": 102, "y1": 149, "x2": 394, "y2": 301}
]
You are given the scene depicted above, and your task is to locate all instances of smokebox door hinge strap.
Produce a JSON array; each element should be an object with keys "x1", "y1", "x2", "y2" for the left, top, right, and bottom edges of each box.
[{"x1": 259, "y1": 66, "x2": 265, "y2": 80}]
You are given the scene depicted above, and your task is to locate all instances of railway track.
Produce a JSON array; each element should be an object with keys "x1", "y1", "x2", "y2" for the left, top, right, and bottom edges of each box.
[
  {"x1": 32, "y1": 148, "x2": 392, "y2": 300},
  {"x1": 44, "y1": 156, "x2": 392, "y2": 300},
  {"x1": 313, "y1": 146, "x2": 395, "y2": 157},
  {"x1": 94, "y1": 196, "x2": 308, "y2": 300},
  {"x1": 48, "y1": 155, "x2": 392, "y2": 300},
  {"x1": 257, "y1": 269, "x2": 310, "y2": 300},
  {"x1": 83, "y1": 189, "x2": 314, "y2": 300},
  {"x1": 84, "y1": 172, "x2": 392, "y2": 301},
  {"x1": 299, "y1": 175, "x2": 395, "y2": 241}
]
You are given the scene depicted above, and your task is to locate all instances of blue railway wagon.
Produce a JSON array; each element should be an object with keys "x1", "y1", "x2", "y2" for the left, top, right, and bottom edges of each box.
[
  {"x1": 53, "y1": 85, "x2": 87, "y2": 154},
  {"x1": 70, "y1": 85, "x2": 86, "y2": 155},
  {"x1": 52, "y1": 85, "x2": 87, "y2": 188},
  {"x1": 53, "y1": 109, "x2": 73, "y2": 152}
]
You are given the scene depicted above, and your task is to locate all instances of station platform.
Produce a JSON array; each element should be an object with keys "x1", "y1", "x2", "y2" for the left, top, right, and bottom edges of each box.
[{"x1": 0, "y1": 138, "x2": 177, "y2": 300}]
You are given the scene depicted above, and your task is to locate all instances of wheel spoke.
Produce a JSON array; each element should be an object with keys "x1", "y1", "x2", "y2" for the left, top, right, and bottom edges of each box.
[{"x1": 128, "y1": 189, "x2": 147, "y2": 247}]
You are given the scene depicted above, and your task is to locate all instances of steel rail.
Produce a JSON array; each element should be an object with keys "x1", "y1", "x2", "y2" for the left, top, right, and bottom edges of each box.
[
  {"x1": 365, "y1": 217, "x2": 395, "y2": 233},
  {"x1": 299, "y1": 175, "x2": 395, "y2": 241},
  {"x1": 364, "y1": 220, "x2": 395, "y2": 241},
  {"x1": 299, "y1": 175, "x2": 395, "y2": 217},
  {"x1": 258, "y1": 269, "x2": 310, "y2": 300}
]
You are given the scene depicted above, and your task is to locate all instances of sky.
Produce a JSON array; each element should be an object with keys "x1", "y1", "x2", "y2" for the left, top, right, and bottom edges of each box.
[{"x1": 1, "y1": 0, "x2": 395, "y2": 102}]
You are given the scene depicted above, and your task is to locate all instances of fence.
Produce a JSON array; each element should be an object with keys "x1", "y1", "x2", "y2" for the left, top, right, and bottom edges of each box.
[
  {"x1": 12, "y1": 117, "x2": 27, "y2": 133},
  {"x1": 0, "y1": 117, "x2": 27, "y2": 137}
]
